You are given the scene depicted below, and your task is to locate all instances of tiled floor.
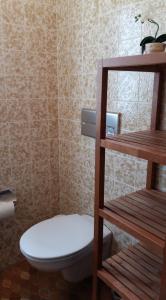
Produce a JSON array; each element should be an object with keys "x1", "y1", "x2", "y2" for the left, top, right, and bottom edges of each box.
[{"x1": 0, "y1": 260, "x2": 112, "y2": 300}]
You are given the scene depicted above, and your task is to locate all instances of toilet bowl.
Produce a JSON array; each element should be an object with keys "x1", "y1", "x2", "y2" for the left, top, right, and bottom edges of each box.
[{"x1": 20, "y1": 214, "x2": 112, "y2": 282}]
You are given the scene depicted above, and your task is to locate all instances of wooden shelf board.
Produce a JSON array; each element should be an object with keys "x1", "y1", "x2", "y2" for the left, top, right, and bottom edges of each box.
[
  {"x1": 98, "y1": 243, "x2": 162, "y2": 300},
  {"x1": 99, "y1": 189, "x2": 166, "y2": 255},
  {"x1": 101, "y1": 130, "x2": 166, "y2": 164},
  {"x1": 102, "y1": 53, "x2": 166, "y2": 71}
]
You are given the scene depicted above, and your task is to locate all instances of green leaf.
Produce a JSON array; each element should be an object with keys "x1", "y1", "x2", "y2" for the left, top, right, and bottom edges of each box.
[
  {"x1": 140, "y1": 36, "x2": 156, "y2": 46},
  {"x1": 156, "y1": 34, "x2": 166, "y2": 43},
  {"x1": 140, "y1": 36, "x2": 156, "y2": 54}
]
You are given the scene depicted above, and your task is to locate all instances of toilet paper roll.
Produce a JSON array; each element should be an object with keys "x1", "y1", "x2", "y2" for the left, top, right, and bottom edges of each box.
[
  {"x1": 0, "y1": 190, "x2": 16, "y2": 220},
  {"x1": 0, "y1": 200, "x2": 15, "y2": 220}
]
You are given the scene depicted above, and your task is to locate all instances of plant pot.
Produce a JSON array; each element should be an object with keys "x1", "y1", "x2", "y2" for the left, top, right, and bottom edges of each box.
[{"x1": 145, "y1": 42, "x2": 165, "y2": 54}]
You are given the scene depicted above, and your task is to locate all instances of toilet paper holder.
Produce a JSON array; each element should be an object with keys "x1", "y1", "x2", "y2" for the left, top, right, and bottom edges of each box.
[{"x1": 0, "y1": 189, "x2": 16, "y2": 207}]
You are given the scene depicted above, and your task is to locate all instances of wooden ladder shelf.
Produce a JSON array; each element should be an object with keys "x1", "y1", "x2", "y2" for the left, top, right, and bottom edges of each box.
[{"x1": 92, "y1": 53, "x2": 166, "y2": 300}]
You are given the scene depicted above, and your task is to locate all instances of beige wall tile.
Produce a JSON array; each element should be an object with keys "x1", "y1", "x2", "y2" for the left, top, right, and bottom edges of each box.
[
  {"x1": 2, "y1": 22, "x2": 26, "y2": 51},
  {"x1": 1, "y1": 0, "x2": 166, "y2": 270},
  {"x1": 58, "y1": 97, "x2": 81, "y2": 120},
  {"x1": 5, "y1": 77, "x2": 28, "y2": 99},
  {"x1": 56, "y1": 0, "x2": 166, "y2": 254},
  {"x1": 57, "y1": 25, "x2": 69, "y2": 52},
  {"x1": 0, "y1": 123, "x2": 9, "y2": 145},
  {"x1": 119, "y1": 38, "x2": 140, "y2": 56},
  {"x1": 68, "y1": 75, "x2": 83, "y2": 99},
  {"x1": 0, "y1": 50, "x2": 5, "y2": 76},
  {"x1": 50, "y1": 157, "x2": 59, "y2": 180},
  {"x1": 118, "y1": 4, "x2": 141, "y2": 40},
  {"x1": 0, "y1": 100, "x2": 8, "y2": 122},
  {"x1": 9, "y1": 122, "x2": 30, "y2": 144},
  {"x1": 118, "y1": 72, "x2": 139, "y2": 102},
  {"x1": 24, "y1": 0, "x2": 49, "y2": 29},
  {"x1": 56, "y1": 0, "x2": 68, "y2": 28},
  {"x1": 10, "y1": 141, "x2": 31, "y2": 166},
  {"x1": 68, "y1": 0, "x2": 82, "y2": 26},
  {"x1": 4, "y1": 50, "x2": 26, "y2": 77},
  {"x1": 46, "y1": 30, "x2": 57, "y2": 53},
  {"x1": 83, "y1": 22, "x2": 99, "y2": 49},
  {"x1": 50, "y1": 138, "x2": 59, "y2": 161},
  {"x1": 82, "y1": 0, "x2": 99, "y2": 25},
  {"x1": 31, "y1": 140, "x2": 50, "y2": 164},
  {"x1": 0, "y1": 165, "x2": 12, "y2": 191},
  {"x1": 28, "y1": 76, "x2": 47, "y2": 99},
  {"x1": 31, "y1": 159, "x2": 50, "y2": 182},
  {"x1": 0, "y1": 77, "x2": 6, "y2": 99},
  {"x1": 25, "y1": 51, "x2": 47, "y2": 78},
  {"x1": 1, "y1": 0, "x2": 25, "y2": 25},
  {"x1": 25, "y1": 27, "x2": 46, "y2": 53},
  {"x1": 68, "y1": 24, "x2": 83, "y2": 50},
  {"x1": 47, "y1": 74, "x2": 58, "y2": 98},
  {"x1": 48, "y1": 119, "x2": 59, "y2": 139},
  {"x1": 0, "y1": 0, "x2": 59, "y2": 270},
  {"x1": 99, "y1": 0, "x2": 116, "y2": 15},
  {"x1": 57, "y1": 0, "x2": 166, "y2": 252},
  {"x1": 82, "y1": 74, "x2": 97, "y2": 100},
  {"x1": 47, "y1": 53, "x2": 57, "y2": 78},
  {"x1": 29, "y1": 99, "x2": 48, "y2": 121},
  {"x1": 8, "y1": 100, "x2": 29, "y2": 122},
  {"x1": 45, "y1": 2, "x2": 57, "y2": 30},
  {"x1": 48, "y1": 98, "x2": 58, "y2": 120},
  {"x1": 83, "y1": 47, "x2": 100, "y2": 75},
  {"x1": 30, "y1": 120, "x2": 49, "y2": 141},
  {"x1": 68, "y1": 48, "x2": 83, "y2": 76},
  {"x1": 11, "y1": 163, "x2": 31, "y2": 185}
]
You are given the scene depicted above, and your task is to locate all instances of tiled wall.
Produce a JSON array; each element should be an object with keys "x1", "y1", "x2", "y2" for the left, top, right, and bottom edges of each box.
[
  {"x1": 0, "y1": 0, "x2": 59, "y2": 270},
  {"x1": 1, "y1": 0, "x2": 166, "y2": 270},
  {"x1": 57, "y1": 0, "x2": 166, "y2": 251}
]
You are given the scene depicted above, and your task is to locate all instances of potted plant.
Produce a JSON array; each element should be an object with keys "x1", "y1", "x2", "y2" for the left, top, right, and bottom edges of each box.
[{"x1": 135, "y1": 14, "x2": 166, "y2": 54}]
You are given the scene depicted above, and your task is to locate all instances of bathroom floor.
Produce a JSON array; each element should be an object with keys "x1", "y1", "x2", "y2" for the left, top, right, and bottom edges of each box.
[
  {"x1": 0, "y1": 261, "x2": 91, "y2": 300},
  {"x1": 0, "y1": 260, "x2": 112, "y2": 300}
]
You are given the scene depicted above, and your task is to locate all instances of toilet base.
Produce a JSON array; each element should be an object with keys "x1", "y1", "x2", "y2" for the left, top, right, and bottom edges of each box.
[
  {"x1": 20, "y1": 214, "x2": 112, "y2": 282},
  {"x1": 62, "y1": 234, "x2": 112, "y2": 282}
]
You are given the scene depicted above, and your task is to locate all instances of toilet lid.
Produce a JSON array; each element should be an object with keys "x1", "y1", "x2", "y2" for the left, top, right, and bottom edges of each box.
[{"x1": 20, "y1": 214, "x2": 94, "y2": 260}]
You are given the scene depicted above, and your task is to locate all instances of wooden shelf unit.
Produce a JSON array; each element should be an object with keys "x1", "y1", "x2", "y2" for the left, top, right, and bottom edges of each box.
[
  {"x1": 101, "y1": 189, "x2": 166, "y2": 255},
  {"x1": 102, "y1": 52, "x2": 166, "y2": 71},
  {"x1": 92, "y1": 53, "x2": 166, "y2": 300},
  {"x1": 101, "y1": 130, "x2": 166, "y2": 165},
  {"x1": 99, "y1": 243, "x2": 162, "y2": 300}
]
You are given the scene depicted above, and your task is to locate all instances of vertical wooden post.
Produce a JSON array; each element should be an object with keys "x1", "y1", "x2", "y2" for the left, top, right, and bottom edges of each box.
[
  {"x1": 158, "y1": 71, "x2": 166, "y2": 300},
  {"x1": 146, "y1": 72, "x2": 162, "y2": 189},
  {"x1": 146, "y1": 71, "x2": 166, "y2": 299},
  {"x1": 92, "y1": 60, "x2": 109, "y2": 300},
  {"x1": 160, "y1": 245, "x2": 166, "y2": 300}
]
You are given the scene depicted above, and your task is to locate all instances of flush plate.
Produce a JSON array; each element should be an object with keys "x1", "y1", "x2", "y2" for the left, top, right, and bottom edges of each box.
[{"x1": 81, "y1": 109, "x2": 120, "y2": 138}]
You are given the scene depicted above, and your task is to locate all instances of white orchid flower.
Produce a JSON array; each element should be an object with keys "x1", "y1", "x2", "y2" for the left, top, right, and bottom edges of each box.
[
  {"x1": 135, "y1": 14, "x2": 159, "y2": 38},
  {"x1": 135, "y1": 14, "x2": 149, "y2": 24}
]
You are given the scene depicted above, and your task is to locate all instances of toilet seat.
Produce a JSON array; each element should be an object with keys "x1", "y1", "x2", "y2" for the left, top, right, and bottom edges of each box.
[
  {"x1": 20, "y1": 214, "x2": 112, "y2": 278},
  {"x1": 20, "y1": 214, "x2": 95, "y2": 261},
  {"x1": 21, "y1": 242, "x2": 92, "y2": 269}
]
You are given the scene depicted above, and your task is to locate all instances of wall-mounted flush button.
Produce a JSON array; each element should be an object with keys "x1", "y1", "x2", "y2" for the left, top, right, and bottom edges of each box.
[
  {"x1": 106, "y1": 126, "x2": 115, "y2": 137},
  {"x1": 81, "y1": 109, "x2": 120, "y2": 139}
]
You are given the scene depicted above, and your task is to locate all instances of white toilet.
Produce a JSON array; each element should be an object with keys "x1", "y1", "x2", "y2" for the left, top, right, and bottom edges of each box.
[{"x1": 20, "y1": 214, "x2": 112, "y2": 282}]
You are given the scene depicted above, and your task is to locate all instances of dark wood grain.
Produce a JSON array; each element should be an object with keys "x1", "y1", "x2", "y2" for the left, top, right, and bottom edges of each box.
[
  {"x1": 93, "y1": 54, "x2": 166, "y2": 300},
  {"x1": 103, "y1": 189, "x2": 166, "y2": 254},
  {"x1": 92, "y1": 60, "x2": 113, "y2": 300},
  {"x1": 160, "y1": 246, "x2": 166, "y2": 300},
  {"x1": 99, "y1": 244, "x2": 161, "y2": 300},
  {"x1": 102, "y1": 53, "x2": 166, "y2": 71},
  {"x1": 101, "y1": 130, "x2": 166, "y2": 164},
  {"x1": 147, "y1": 72, "x2": 163, "y2": 189}
]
